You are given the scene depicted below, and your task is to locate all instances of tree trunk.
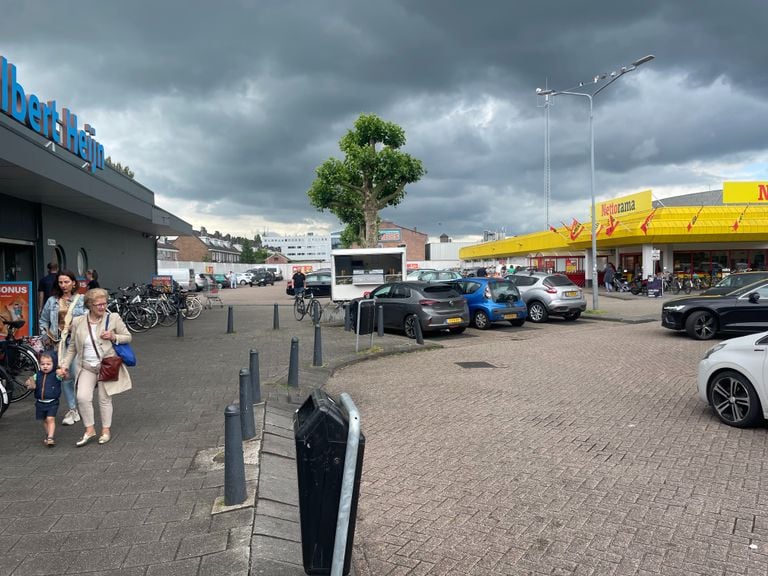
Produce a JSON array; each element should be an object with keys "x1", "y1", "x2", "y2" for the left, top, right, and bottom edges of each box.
[{"x1": 364, "y1": 205, "x2": 378, "y2": 248}]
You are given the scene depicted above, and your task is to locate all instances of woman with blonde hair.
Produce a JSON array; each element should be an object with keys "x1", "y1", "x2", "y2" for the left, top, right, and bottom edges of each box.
[{"x1": 58, "y1": 288, "x2": 132, "y2": 446}]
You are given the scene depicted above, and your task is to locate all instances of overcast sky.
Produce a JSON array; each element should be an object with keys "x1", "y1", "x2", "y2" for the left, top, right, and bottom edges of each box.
[{"x1": 3, "y1": 1, "x2": 767, "y2": 242}]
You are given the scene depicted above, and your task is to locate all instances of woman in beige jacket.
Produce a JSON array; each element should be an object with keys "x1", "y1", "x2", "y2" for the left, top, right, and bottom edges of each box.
[{"x1": 58, "y1": 288, "x2": 132, "y2": 447}]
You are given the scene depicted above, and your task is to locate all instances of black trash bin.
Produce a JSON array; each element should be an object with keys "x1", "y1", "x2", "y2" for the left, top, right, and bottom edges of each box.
[{"x1": 294, "y1": 389, "x2": 365, "y2": 575}]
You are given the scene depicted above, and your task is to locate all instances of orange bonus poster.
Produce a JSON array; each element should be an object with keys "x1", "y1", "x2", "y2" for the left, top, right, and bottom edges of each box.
[
  {"x1": 0, "y1": 282, "x2": 33, "y2": 339},
  {"x1": 151, "y1": 275, "x2": 173, "y2": 293}
]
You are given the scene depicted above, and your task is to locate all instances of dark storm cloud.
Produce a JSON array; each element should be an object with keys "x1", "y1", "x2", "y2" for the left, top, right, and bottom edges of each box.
[{"x1": 2, "y1": 0, "x2": 767, "y2": 239}]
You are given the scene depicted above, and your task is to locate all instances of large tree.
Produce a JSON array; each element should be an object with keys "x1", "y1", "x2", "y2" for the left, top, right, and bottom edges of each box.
[{"x1": 308, "y1": 113, "x2": 425, "y2": 247}]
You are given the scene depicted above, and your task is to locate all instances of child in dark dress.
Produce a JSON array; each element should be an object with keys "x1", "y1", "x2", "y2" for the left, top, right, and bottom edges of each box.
[{"x1": 25, "y1": 351, "x2": 62, "y2": 447}]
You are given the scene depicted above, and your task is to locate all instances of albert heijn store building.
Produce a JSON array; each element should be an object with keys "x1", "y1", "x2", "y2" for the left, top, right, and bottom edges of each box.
[
  {"x1": 460, "y1": 185, "x2": 768, "y2": 286},
  {"x1": 0, "y1": 55, "x2": 190, "y2": 334}
]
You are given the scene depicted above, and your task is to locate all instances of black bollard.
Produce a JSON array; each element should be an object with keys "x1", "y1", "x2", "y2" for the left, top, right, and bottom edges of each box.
[
  {"x1": 288, "y1": 337, "x2": 299, "y2": 388},
  {"x1": 239, "y1": 369, "x2": 256, "y2": 440},
  {"x1": 344, "y1": 303, "x2": 351, "y2": 332},
  {"x1": 227, "y1": 306, "x2": 234, "y2": 333},
  {"x1": 414, "y1": 316, "x2": 424, "y2": 345},
  {"x1": 273, "y1": 303, "x2": 280, "y2": 330},
  {"x1": 377, "y1": 304, "x2": 384, "y2": 337},
  {"x1": 249, "y1": 349, "x2": 261, "y2": 404},
  {"x1": 224, "y1": 404, "x2": 247, "y2": 506},
  {"x1": 313, "y1": 323, "x2": 323, "y2": 367},
  {"x1": 176, "y1": 309, "x2": 184, "y2": 337}
]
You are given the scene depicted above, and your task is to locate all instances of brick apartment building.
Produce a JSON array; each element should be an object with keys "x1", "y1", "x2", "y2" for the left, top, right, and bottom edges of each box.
[{"x1": 378, "y1": 220, "x2": 427, "y2": 261}]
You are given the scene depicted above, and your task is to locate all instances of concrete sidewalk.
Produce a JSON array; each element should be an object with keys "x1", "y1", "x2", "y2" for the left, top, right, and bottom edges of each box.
[{"x1": 0, "y1": 294, "x2": 434, "y2": 576}]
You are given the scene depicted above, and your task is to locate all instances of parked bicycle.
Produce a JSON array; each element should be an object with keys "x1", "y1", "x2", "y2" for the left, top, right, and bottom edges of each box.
[
  {"x1": 0, "y1": 319, "x2": 40, "y2": 403},
  {"x1": 293, "y1": 290, "x2": 322, "y2": 322}
]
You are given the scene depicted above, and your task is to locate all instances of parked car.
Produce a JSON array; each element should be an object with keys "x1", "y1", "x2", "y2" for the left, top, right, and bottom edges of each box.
[
  {"x1": 249, "y1": 269, "x2": 275, "y2": 286},
  {"x1": 197, "y1": 273, "x2": 221, "y2": 290},
  {"x1": 286, "y1": 271, "x2": 331, "y2": 297},
  {"x1": 506, "y1": 272, "x2": 586, "y2": 322},
  {"x1": 700, "y1": 271, "x2": 768, "y2": 296},
  {"x1": 662, "y1": 281, "x2": 768, "y2": 340},
  {"x1": 235, "y1": 272, "x2": 254, "y2": 286},
  {"x1": 248, "y1": 266, "x2": 284, "y2": 281},
  {"x1": 445, "y1": 278, "x2": 527, "y2": 329},
  {"x1": 698, "y1": 331, "x2": 768, "y2": 427},
  {"x1": 406, "y1": 269, "x2": 463, "y2": 282},
  {"x1": 350, "y1": 281, "x2": 469, "y2": 338},
  {"x1": 213, "y1": 273, "x2": 229, "y2": 287}
]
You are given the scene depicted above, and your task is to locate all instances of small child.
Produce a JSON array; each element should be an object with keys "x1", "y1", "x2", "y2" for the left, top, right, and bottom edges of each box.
[{"x1": 25, "y1": 351, "x2": 62, "y2": 447}]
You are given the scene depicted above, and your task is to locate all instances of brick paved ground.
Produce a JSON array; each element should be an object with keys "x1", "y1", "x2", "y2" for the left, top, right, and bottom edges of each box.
[{"x1": 326, "y1": 317, "x2": 768, "y2": 576}]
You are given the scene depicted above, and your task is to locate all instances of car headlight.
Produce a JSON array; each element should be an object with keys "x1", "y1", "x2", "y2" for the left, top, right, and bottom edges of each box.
[
  {"x1": 703, "y1": 343, "x2": 726, "y2": 360},
  {"x1": 663, "y1": 305, "x2": 686, "y2": 311}
]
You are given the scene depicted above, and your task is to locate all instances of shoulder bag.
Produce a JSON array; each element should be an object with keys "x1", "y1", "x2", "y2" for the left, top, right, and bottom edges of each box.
[
  {"x1": 105, "y1": 314, "x2": 136, "y2": 367},
  {"x1": 86, "y1": 318, "x2": 122, "y2": 382}
]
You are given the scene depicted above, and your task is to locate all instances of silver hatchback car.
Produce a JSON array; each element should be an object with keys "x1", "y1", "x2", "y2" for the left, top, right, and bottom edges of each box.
[{"x1": 506, "y1": 272, "x2": 587, "y2": 322}]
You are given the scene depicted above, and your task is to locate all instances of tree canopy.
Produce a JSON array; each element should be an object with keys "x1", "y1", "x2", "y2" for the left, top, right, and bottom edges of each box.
[{"x1": 308, "y1": 113, "x2": 425, "y2": 247}]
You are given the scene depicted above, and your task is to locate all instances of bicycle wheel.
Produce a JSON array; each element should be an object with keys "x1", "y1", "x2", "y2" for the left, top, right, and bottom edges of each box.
[
  {"x1": 182, "y1": 297, "x2": 203, "y2": 320},
  {"x1": 123, "y1": 307, "x2": 149, "y2": 333},
  {"x1": 158, "y1": 303, "x2": 179, "y2": 327},
  {"x1": 294, "y1": 298, "x2": 306, "y2": 321},
  {"x1": 683, "y1": 279, "x2": 692, "y2": 294},
  {"x1": 0, "y1": 367, "x2": 9, "y2": 418},
  {"x1": 309, "y1": 299, "x2": 322, "y2": 323},
  {"x1": 6, "y1": 345, "x2": 38, "y2": 402}
]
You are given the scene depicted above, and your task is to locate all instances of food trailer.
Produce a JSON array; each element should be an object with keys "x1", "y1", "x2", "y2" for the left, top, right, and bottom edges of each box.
[{"x1": 330, "y1": 247, "x2": 407, "y2": 302}]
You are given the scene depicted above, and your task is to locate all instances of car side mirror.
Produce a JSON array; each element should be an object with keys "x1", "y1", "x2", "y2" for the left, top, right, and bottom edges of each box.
[{"x1": 749, "y1": 292, "x2": 760, "y2": 303}]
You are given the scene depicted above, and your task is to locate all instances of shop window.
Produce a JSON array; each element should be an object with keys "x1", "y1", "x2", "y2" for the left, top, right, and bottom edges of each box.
[
  {"x1": 77, "y1": 248, "x2": 88, "y2": 276},
  {"x1": 730, "y1": 250, "x2": 749, "y2": 272},
  {"x1": 54, "y1": 245, "x2": 66, "y2": 271}
]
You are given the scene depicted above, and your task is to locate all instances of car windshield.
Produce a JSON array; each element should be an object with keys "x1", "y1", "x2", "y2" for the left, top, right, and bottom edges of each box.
[
  {"x1": 488, "y1": 280, "x2": 520, "y2": 301},
  {"x1": 545, "y1": 275, "x2": 576, "y2": 287},
  {"x1": 421, "y1": 284, "x2": 461, "y2": 298}
]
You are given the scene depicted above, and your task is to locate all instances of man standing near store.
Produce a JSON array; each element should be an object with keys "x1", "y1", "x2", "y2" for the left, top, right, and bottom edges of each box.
[
  {"x1": 37, "y1": 262, "x2": 59, "y2": 317},
  {"x1": 292, "y1": 268, "x2": 306, "y2": 297}
]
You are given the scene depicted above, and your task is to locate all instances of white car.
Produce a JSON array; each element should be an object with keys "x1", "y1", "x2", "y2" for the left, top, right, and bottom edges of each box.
[
  {"x1": 235, "y1": 272, "x2": 254, "y2": 285},
  {"x1": 698, "y1": 331, "x2": 768, "y2": 427}
]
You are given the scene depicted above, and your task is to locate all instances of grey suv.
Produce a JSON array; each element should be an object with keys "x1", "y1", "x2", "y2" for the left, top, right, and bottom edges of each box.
[{"x1": 506, "y1": 272, "x2": 586, "y2": 322}]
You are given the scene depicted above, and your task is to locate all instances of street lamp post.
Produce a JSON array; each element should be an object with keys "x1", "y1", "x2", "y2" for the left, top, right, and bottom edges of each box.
[{"x1": 536, "y1": 55, "x2": 655, "y2": 311}]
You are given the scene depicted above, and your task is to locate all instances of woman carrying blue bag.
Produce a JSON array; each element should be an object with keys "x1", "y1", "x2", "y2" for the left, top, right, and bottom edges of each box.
[{"x1": 59, "y1": 288, "x2": 134, "y2": 447}]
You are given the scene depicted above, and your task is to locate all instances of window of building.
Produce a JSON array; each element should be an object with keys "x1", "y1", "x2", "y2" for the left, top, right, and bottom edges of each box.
[
  {"x1": 77, "y1": 248, "x2": 88, "y2": 276},
  {"x1": 55, "y1": 245, "x2": 66, "y2": 271}
]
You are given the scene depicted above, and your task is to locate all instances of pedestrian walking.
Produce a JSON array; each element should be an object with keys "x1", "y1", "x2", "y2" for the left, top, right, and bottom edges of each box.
[
  {"x1": 86, "y1": 269, "x2": 100, "y2": 290},
  {"x1": 37, "y1": 261, "x2": 59, "y2": 317},
  {"x1": 604, "y1": 262, "x2": 616, "y2": 292},
  {"x1": 292, "y1": 269, "x2": 306, "y2": 296},
  {"x1": 25, "y1": 350, "x2": 62, "y2": 447},
  {"x1": 39, "y1": 270, "x2": 84, "y2": 426},
  {"x1": 58, "y1": 288, "x2": 133, "y2": 447}
]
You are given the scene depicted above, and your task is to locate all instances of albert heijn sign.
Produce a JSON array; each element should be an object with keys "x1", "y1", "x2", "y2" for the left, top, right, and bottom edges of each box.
[
  {"x1": 723, "y1": 182, "x2": 768, "y2": 204},
  {"x1": 0, "y1": 55, "x2": 105, "y2": 173}
]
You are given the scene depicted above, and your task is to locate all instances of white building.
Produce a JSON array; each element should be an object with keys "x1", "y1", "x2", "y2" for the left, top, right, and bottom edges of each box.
[{"x1": 262, "y1": 232, "x2": 331, "y2": 262}]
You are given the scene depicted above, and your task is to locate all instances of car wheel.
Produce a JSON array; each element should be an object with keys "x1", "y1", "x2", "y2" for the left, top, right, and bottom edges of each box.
[
  {"x1": 449, "y1": 327, "x2": 466, "y2": 334},
  {"x1": 685, "y1": 310, "x2": 717, "y2": 340},
  {"x1": 509, "y1": 319, "x2": 525, "y2": 327},
  {"x1": 403, "y1": 314, "x2": 419, "y2": 339},
  {"x1": 527, "y1": 301, "x2": 549, "y2": 323},
  {"x1": 472, "y1": 310, "x2": 491, "y2": 330},
  {"x1": 239, "y1": 280, "x2": 247, "y2": 286},
  {"x1": 708, "y1": 370, "x2": 763, "y2": 427},
  {"x1": 564, "y1": 311, "x2": 581, "y2": 321}
]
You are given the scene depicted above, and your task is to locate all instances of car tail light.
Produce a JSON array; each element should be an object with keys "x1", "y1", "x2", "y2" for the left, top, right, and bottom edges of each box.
[
  {"x1": 545, "y1": 286, "x2": 557, "y2": 294},
  {"x1": 419, "y1": 299, "x2": 439, "y2": 306}
]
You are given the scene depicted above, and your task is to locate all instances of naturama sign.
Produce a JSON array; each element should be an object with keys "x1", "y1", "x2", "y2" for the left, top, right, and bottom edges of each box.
[{"x1": 0, "y1": 55, "x2": 105, "y2": 173}]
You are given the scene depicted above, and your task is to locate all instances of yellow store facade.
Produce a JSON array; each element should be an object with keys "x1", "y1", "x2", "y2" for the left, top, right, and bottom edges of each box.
[{"x1": 460, "y1": 184, "x2": 768, "y2": 287}]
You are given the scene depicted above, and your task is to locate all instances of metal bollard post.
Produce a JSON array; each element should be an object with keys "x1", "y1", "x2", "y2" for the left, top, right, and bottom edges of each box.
[
  {"x1": 288, "y1": 336, "x2": 299, "y2": 388},
  {"x1": 313, "y1": 323, "x2": 323, "y2": 366},
  {"x1": 239, "y1": 369, "x2": 256, "y2": 440},
  {"x1": 414, "y1": 316, "x2": 424, "y2": 345},
  {"x1": 377, "y1": 305, "x2": 384, "y2": 337},
  {"x1": 176, "y1": 309, "x2": 184, "y2": 337},
  {"x1": 227, "y1": 306, "x2": 234, "y2": 333},
  {"x1": 273, "y1": 303, "x2": 280, "y2": 330},
  {"x1": 343, "y1": 303, "x2": 351, "y2": 332},
  {"x1": 224, "y1": 404, "x2": 247, "y2": 506},
  {"x1": 249, "y1": 349, "x2": 261, "y2": 404}
]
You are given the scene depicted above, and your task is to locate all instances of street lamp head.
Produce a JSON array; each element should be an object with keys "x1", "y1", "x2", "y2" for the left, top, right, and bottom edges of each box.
[
  {"x1": 536, "y1": 88, "x2": 555, "y2": 96},
  {"x1": 632, "y1": 54, "x2": 655, "y2": 66}
]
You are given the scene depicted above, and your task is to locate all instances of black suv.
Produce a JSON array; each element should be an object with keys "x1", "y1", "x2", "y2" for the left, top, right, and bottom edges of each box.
[{"x1": 249, "y1": 269, "x2": 275, "y2": 286}]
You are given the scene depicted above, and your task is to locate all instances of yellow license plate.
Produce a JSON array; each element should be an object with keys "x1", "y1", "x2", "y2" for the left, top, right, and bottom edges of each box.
[
  {"x1": 447, "y1": 317, "x2": 462, "y2": 324},
  {"x1": 565, "y1": 291, "x2": 578, "y2": 297},
  {"x1": 503, "y1": 313, "x2": 518, "y2": 319}
]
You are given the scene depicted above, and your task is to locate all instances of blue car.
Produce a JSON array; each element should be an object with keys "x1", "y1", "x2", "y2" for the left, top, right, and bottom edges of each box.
[{"x1": 446, "y1": 278, "x2": 527, "y2": 329}]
